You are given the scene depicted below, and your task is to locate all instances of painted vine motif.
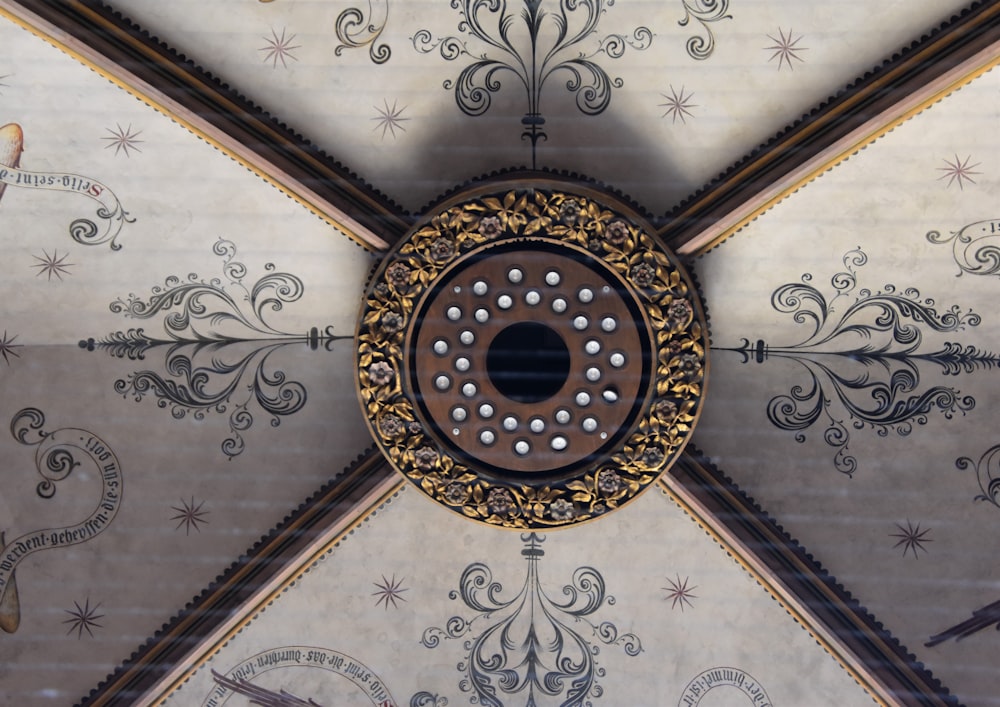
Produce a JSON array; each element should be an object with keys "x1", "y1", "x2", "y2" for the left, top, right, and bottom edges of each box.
[
  {"x1": 335, "y1": 0, "x2": 391, "y2": 64},
  {"x1": 421, "y1": 534, "x2": 641, "y2": 706},
  {"x1": 358, "y1": 187, "x2": 706, "y2": 528},
  {"x1": 717, "y1": 248, "x2": 990, "y2": 475},
  {"x1": 1, "y1": 408, "x2": 123, "y2": 634},
  {"x1": 412, "y1": 0, "x2": 651, "y2": 167},
  {"x1": 82, "y1": 239, "x2": 347, "y2": 459},
  {"x1": 928, "y1": 219, "x2": 1000, "y2": 277},
  {"x1": 679, "y1": 0, "x2": 732, "y2": 60}
]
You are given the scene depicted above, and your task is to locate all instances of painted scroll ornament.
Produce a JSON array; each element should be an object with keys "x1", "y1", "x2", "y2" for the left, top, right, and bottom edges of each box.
[
  {"x1": 203, "y1": 646, "x2": 397, "y2": 706},
  {"x1": 0, "y1": 408, "x2": 123, "y2": 633},
  {"x1": 0, "y1": 123, "x2": 133, "y2": 249}
]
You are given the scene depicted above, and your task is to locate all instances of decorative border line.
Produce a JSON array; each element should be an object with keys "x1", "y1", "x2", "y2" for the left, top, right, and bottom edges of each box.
[
  {"x1": 663, "y1": 450, "x2": 956, "y2": 706},
  {"x1": 663, "y1": 1, "x2": 1000, "y2": 256},
  {"x1": 76, "y1": 448, "x2": 402, "y2": 706},
  {"x1": 0, "y1": 0, "x2": 410, "y2": 252}
]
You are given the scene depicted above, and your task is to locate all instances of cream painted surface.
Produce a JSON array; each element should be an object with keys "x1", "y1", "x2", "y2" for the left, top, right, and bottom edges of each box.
[
  {"x1": 0, "y1": 12, "x2": 374, "y2": 704},
  {"x1": 0, "y1": 16, "x2": 376, "y2": 345},
  {"x1": 0, "y1": 2, "x2": 994, "y2": 705},
  {"x1": 695, "y1": 64, "x2": 1000, "y2": 707},
  {"x1": 107, "y1": 0, "x2": 972, "y2": 214},
  {"x1": 162, "y1": 485, "x2": 877, "y2": 707}
]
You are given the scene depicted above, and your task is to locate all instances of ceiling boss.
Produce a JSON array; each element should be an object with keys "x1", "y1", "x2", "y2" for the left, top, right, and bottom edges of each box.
[{"x1": 356, "y1": 180, "x2": 708, "y2": 528}]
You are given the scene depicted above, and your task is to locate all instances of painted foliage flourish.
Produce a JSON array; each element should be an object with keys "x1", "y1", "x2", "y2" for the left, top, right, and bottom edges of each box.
[
  {"x1": 82, "y1": 239, "x2": 347, "y2": 459},
  {"x1": 421, "y1": 533, "x2": 641, "y2": 706},
  {"x1": 412, "y1": 0, "x2": 651, "y2": 166},
  {"x1": 718, "y1": 248, "x2": 991, "y2": 475}
]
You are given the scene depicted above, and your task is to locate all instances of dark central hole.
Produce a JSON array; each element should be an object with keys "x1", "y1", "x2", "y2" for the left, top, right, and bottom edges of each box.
[{"x1": 487, "y1": 322, "x2": 570, "y2": 403}]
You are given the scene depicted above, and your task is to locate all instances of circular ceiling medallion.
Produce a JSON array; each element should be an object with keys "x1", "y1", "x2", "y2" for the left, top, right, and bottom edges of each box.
[{"x1": 356, "y1": 180, "x2": 708, "y2": 528}]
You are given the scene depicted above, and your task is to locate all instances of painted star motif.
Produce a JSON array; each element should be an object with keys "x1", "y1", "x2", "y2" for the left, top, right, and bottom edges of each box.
[
  {"x1": 764, "y1": 28, "x2": 808, "y2": 71},
  {"x1": 0, "y1": 331, "x2": 21, "y2": 365},
  {"x1": 891, "y1": 520, "x2": 932, "y2": 559},
  {"x1": 659, "y1": 85, "x2": 697, "y2": 124},
  {"x1": 63, "y1": 598, "x2": 104, "y2": 639},
  {"x1": 372, "y1": 574, "x2": 408, "y2": 609},
  {"x1": 260, "y1": 27, "x2": 301, "y2": 68},
  {"x1": 31, "y1": 250, "x2": 74, "y2": 281},
  {"x1": 102, "y1": 123, "x2": 143, "y2": 157},
  {"x1": 372, "y1": 99, "x2": 410, "y2": 140},
  {"x1": 663, "y1": 574, "x2": 698, "y2": 611},
  {"x1": 170, "y1": 496, "x2": 210, "y2": 535},
  {"x1": 937, "y1": 154, "x2": 981, "y2": 190}
]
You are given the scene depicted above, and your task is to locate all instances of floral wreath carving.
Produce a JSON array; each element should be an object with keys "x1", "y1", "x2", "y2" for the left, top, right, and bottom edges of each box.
[{"x1": 356, "y1": 182, "x2": 707, "y2": 528}]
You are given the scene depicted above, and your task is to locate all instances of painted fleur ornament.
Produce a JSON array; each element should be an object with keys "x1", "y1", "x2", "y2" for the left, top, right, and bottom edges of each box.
[
  {"x1": 356, "y1": 184, "x2": 707, "y2": 529},
  {"x1": 421, "y1": 534, "x2": 641, "y2": 705},
  {"x1": 412, "y1": 0, "x2": 652, "y2": 167},
  {"x1": 718, "y1": 247, "x2": 984, "y2": 475}
]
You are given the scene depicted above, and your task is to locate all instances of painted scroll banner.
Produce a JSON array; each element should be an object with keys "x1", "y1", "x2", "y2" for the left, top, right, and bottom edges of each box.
[
  {"x1": 0, "y1": 408, "x2": 123, "y2": 633},
  {"x1": 204, "y1": 646, "x2": 397, "y2": 706},
  {"x1": 0, "y1": 155, "x2": 132, "y2": 249}
]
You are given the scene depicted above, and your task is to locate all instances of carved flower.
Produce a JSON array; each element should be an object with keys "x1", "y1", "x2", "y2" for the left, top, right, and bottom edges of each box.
[
  {"x1": 641, "y1": 447, "x2": 664, "y2": 467},
  {"x1": 604, "y1": 220, "x2": 630, "y2": 245},
  {"x1": 669, "y1": 300, "x2": 692, "y2": 325},
  {"x1": 630, "y1": 262, "x2": 656, "y2": 287},
  {"x1": 587, "y1": 238, "x2": 603, "y2": 253},
  {"x1": 430, "y1": 237, "x2": 456, "y2": 261},
  {"x1": 678, "y1": 353, "x2": 700, "y2": 379},
  {"x1": 379, "y1": 414, "x2": 404, "y2": 438},
  {"x1": 652, "y1": 399, "x2": 678, "y2": 423},
  {"x1": 408, "y1": 421, "x2": 423, "y2": 436},
  {"x1": 386, "y1": 262, "x2": 411, "y2": 289},
  {"x1": 487, "y1": 487, "x2": 514, "y2": 516},
  {"x1": 373, "y1": 282, "x2": 389, "y2": 297},
  {"x1": 559, "y1": 199, "x2": 581, "y2": 225},
  {"x1": 381, "y1": 311, "x2": 404, "y2": 334},
  {"x1": 549, "y1": 498, "x2": 575, "y2": 521},
  {"x1": 444, "y1": 482, "x2": 468, "y2": 504},
  {"x1": 478, "y1": 216, "x2": 502, "y2": 238},
  {"x1": 414, "y1": 446, "x2": 439, "y2": 471},
  {"x1": 367, "y1": 361, "x2": 395, "y2": 386},
  {"x1": 667, "y1": 339, "x2": 684, "y2": 356},
  {"x1": 597, "y1": 469, "x2": 621, "y2": 495}
]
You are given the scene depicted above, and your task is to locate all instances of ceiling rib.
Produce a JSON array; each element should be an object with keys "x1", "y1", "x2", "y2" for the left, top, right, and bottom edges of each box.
[
  {"x1": 665, "y1": 451, "x2": 957, "y2": 707},
  {"x1": 662, "y1": 0, "x2": 1000, "y2": 258},
  {"x1": 0, "y1": 0, "x2": 412, "y2": 252},
  {"x1": 77, "y1": 449, "x2": 402, "y2": 707}
]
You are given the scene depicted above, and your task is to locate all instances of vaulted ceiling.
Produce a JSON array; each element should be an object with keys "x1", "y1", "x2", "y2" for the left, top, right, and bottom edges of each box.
[{"x1": 1, "y1": 1, "x2": 1000, "y2": 705}]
